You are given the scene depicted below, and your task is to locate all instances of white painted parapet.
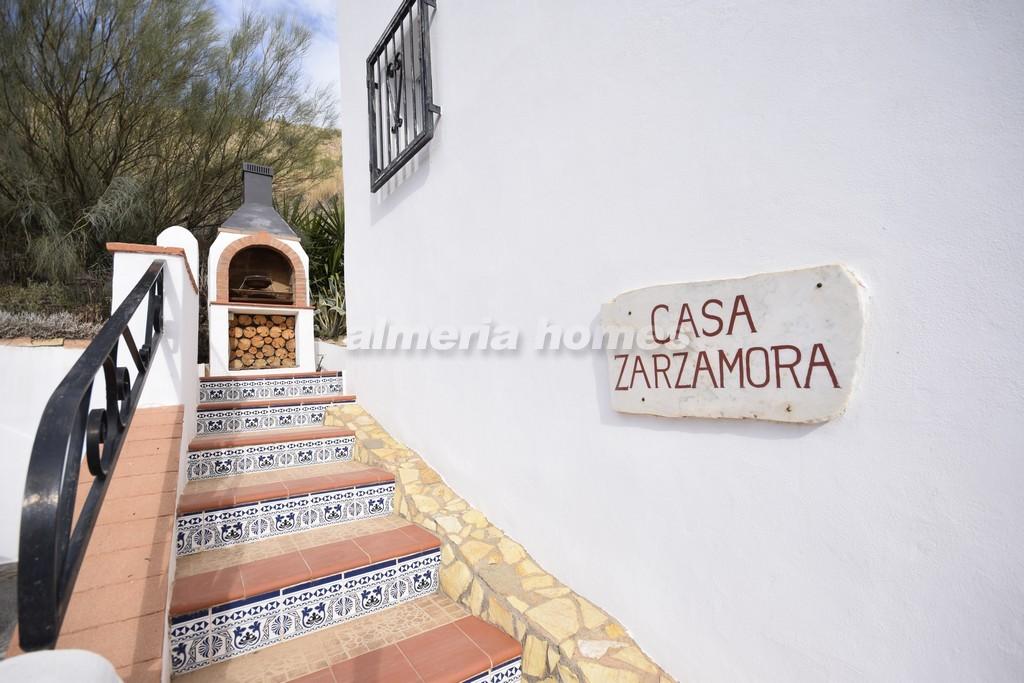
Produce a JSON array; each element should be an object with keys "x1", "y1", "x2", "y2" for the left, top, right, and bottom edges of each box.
[
  {"x1": 0, "y1": 649, "x2": 121, "y2": 682},
  {"x1": 109, "y1": 228, "x2": 200, "y2": 443}
]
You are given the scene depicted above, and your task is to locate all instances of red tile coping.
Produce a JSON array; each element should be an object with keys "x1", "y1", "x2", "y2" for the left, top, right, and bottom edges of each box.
[
  {"x1": 290, "y1": 616, "x2": 522, "y2": 683},
  {"x1": 197, "y1": 395, "x2": 357, "y2": 412},
  {"x1": 201, "y1": 370, "x2": 343, "y2": 382},
  {"x1": 188, "y1": 425, "x2": 355, "y2": 451},
  {"x1": 106, "y1": 242, "x2": 199, "y2": 294},
  {"x1": 169, "y1": 523, "x2": 440, "y2": 615},
  {"x1": 176, "y1": 467, "x2": 394, "y2": 515}
]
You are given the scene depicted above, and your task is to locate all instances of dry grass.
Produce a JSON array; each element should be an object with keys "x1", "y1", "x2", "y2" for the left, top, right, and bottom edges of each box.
[{"x1": 0, "y1": 309, "x2": 100, "y2": 339}]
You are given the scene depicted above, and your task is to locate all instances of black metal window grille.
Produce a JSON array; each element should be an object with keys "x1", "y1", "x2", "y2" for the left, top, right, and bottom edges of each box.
[{"x1": 367, "y1": 0, "x2": 440, "y2": 192}]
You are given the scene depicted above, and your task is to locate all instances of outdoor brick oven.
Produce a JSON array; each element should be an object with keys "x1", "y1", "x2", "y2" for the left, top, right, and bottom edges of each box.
[{"x1": 207, "y1": 163, "x2": 315, "y2": 374}]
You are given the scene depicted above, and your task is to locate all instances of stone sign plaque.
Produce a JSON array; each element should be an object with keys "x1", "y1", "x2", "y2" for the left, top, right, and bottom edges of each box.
[{"x1": 599, "y1": 265, "x2": 866, "y2": 423}]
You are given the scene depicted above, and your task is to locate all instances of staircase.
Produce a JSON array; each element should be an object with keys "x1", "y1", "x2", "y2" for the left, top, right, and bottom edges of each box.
[{"x1": 170, "y1": 371, "x2": 522, "y2": 682}]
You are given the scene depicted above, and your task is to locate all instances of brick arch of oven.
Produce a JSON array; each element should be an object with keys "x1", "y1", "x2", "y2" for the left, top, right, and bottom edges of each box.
[{"x1": 217, "y1": 233, "x2": 307, "y2": 306}]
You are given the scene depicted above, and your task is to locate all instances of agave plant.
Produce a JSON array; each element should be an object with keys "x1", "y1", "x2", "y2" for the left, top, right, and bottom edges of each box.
[
  {"x1": 313, "y1": 273, "x2": 346, "y2": 339},
  {"x1": 280, "y1": 194, "x2": 344, "y2": 294},
  {"x1": 278, "y1": 193, "x2": 345, "y2": 338}
]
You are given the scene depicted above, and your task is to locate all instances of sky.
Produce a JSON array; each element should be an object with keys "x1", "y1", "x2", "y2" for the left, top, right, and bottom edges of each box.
[{"x1": 213, "y1": 0, "x2": 342, "y2": 123}]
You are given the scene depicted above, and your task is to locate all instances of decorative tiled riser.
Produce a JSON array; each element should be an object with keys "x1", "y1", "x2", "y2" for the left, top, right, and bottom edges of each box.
[
  {"x1": 466, "y1": 659, "x2": 523, "y2": 683},
  {"x1": 326, "y1": 403, "x2": 673, "y2": 681},
  {"x1": 196, "y1": 403, "x2": 331, "y2": 435},
  {"x1": 170, "y1": 550, "x2": 441, "y2": 674},
  {"x1": 187, "y1": 436, "x2": 355, "y2": 481},
  {"x1": 199, "y1": 375, "x2": 345, "y2": 403},
  {"x1": 176, "y1": 483, "x2": 395, "y2": 556}
]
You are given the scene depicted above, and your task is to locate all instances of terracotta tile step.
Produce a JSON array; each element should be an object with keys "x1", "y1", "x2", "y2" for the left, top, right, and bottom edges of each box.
[
  {"x1": 188, "y1": 425, "x2": 355, "y2": 451},
  {"x1": 292, "y1": 616, "x2": 522, "y2": 683},
  {"x1": 183, "y1": 461, "x2": 372, "y2": 496},
  {"x1": 177, "y1": 466, "x2": 394, "y2": 515},
  {"x1": 201, "y1": 370, "x2": 344, "y2": 382},
  {"x1": 172, "y1": 594, "x2": 470, "y2": 683},
  {"x1": 197, "y1": 395, "x2": 356, "y2": 412},
  {"x1": 170, "y1": 522, "x2": 440, "y2": 616},
  {"x1": 176, "y1": 515, "x2": 411, "y2": 579}
]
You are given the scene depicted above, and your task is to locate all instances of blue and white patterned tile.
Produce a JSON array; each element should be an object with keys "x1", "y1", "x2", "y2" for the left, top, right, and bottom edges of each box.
[
  {"x1": 479, "y1": 659, "x2": 523, "y2": 683},
  {"x1": 187, "y1": 435, "x2": 355, "y2": 481},
  {"x1": 196, "y1": 402, "x2": 342, "y2": 435},
  {"x1": 200, "y1": 373, "x2": 345, "y2": 403},
  {"x1": 169, "y1": 549, "x2": 441, "y2": 674},
  {"x1": 176, "y1": 483, "x2": 395, "y2": 556}
]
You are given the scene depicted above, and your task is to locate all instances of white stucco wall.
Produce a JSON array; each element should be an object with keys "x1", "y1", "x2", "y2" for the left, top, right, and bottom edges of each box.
[
  {"x1": 0, "y1": 343, "x2": 98, "y2": 562},
  {"x1": 337, "y1": 1, "x2": 1024, "y2": 681}
]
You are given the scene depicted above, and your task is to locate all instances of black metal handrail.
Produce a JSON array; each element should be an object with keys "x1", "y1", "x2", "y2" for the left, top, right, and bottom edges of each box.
[{"x1": 17, "y1": 259, "x2": 165, "y2": 651}]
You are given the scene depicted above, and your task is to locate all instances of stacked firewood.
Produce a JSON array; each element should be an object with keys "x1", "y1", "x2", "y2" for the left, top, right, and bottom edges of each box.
[{"x1": 228, "y1": 313, "x2": 297, "y2": 369}]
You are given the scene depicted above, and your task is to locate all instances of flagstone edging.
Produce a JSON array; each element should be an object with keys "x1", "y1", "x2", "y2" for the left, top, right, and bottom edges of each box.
[{"x1": 325, "y1": 403, "x2": 674, "y2": 683}]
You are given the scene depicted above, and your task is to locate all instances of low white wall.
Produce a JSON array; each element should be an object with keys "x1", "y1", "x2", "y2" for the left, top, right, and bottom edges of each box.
[
  {"x1": 337, "y1": 1, "x2": 1024, "y2": 681},
  {"x1": 314, "y1": 339, "x2": 347, "y2": 373},
  {"x1": 0, "y1": 343, "x2": 101, "y2": 562}
]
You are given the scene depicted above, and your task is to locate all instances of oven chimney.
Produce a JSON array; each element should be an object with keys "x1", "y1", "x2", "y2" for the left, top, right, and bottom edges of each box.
[
  {"x1": 221, "y1": 162, "x2": 297, "y2": 238},
  {"x1": 242, "y1": 162, "x2": 274, "y2": 205}
]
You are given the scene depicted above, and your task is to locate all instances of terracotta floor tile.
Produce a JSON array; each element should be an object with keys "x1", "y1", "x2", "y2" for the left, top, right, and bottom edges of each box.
[
  {"x1": 116, "y1": 449, "x2": 180, "y2": 475},
  {"x1": 128, "y1": 422, "x2": 183, "y2": 440},
  {"x1": 300, "y1": 540, "x2": 371, "y2": 577},
  {"x1": 189, "y1": 425, "x2": 354, "y2": 451},
  {"x1": 75, "y1": 541, "x2": 172, "y2": 591},
  {"x1": 453, "y1": 616, "x2": 521, "y2": 668},
  {"x1": 291, "y1": 668, "x2": 338, "y2": 683},
  {"x1": 173, "y1": 595, "x2": 468, "y2": 683},
  {"x1": 96, "y1": 489, "x2": 177, "y2": 524},
  {"x1": 171, "y1": 568, "x2": 245, "y2": 615},
  {"x1": 176, "y1": 516, "x2": 405, "y2": 577},
  {"x1": 182, "y1": 462, "x2": 369, "y2": 495},
  {"x1": 33, "y1": 407, "x2": 182, "y2": 669},
  {"x1": 353, "y1": 528, "x2": 421, "y2": 564},
  {"x1": 89, "y1": 470, "x2": 179, "y2": 500},
  {"x1": 197, "y1": 395, "x2": 355, "y2": 412},
  {"x1": 398, "y1": 525, "x2": 442, "y2": 553},
  {"x1": 178, "y1": 489, "x2": 236, "y2": 514},
  {"x1": 89, "y1": 515, "x2": 174, "y2": 554},
  {"x1": 233, "y1": 481, "x2": 290, "y2": 506},
  {"x1": 57, "y1": 611, "x2": 165, "y2": 669},
  {"x1": 330, "y1": 468, "x2": 393, "y2": 490},
  {"x1": 116, "y1": 656, "x2": 163, "y2": 683},
  {"x1": 239, "y1": 552, "x2": 312, "y2": 596},
  {"x1": 331, "y1": 644, "x2": 420, "y2": 683},
  {"x1": 130, "y1": 406, "x2": 185, "y2": 427},
  {"x1": 281, "y1": 475, "x2": 334, "y2": 497},
  {"x1": 62, "y1": 574, "x2": 168, "y2": 633},
  {"x1": 397, "y1": 623, "x2": 490, "y2": 683}
]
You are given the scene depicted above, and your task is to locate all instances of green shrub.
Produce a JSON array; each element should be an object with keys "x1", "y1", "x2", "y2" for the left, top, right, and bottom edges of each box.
[{"x1": 0, "y1": 279, "x2": 110, "y2": 322}]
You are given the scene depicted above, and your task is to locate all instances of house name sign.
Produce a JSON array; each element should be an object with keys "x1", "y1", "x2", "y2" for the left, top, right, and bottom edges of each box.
[{"x1": 599, "y1": 265, "x2": 866, "y2": 423}]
